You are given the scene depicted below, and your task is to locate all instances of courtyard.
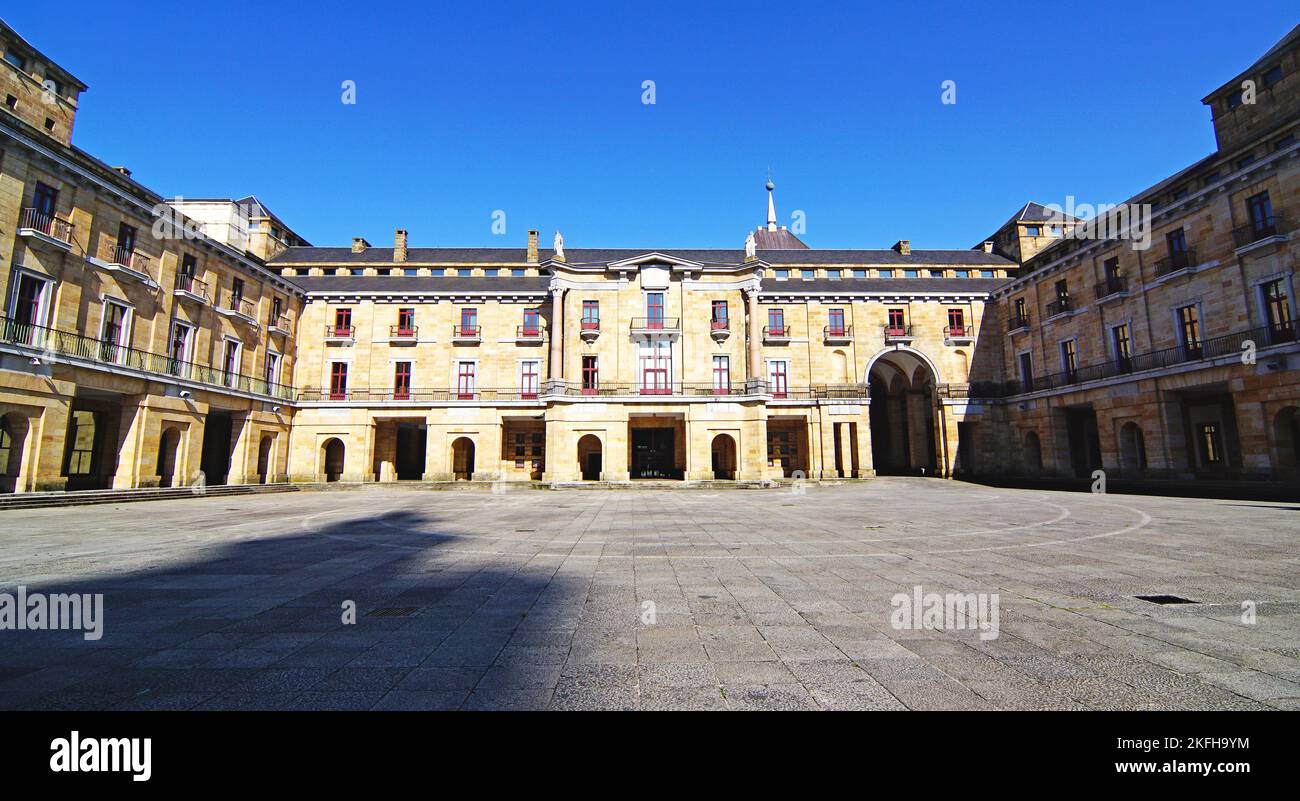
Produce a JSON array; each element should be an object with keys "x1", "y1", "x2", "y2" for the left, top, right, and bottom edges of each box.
[{"x1": 0, "y1": 479, "x2": 1297, "y2": 711}]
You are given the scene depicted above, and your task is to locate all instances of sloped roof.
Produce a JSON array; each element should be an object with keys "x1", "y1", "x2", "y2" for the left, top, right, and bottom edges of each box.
[{"x1": 754, "y1": 228, "x2": 809, "y2": 249}]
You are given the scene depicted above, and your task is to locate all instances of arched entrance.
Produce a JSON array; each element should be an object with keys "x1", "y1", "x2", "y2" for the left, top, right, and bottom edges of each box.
[
  {"x1": 256, "y1": 434, "x2": 275, "y2": 484},
  {"x1": 867, "y1": 348, "x2": 940, "y2": 475},
  {"x1": 0, "y1": 413, "x2": 29, "y2": 493},
  {"x1": 1023, "y1": 431, "x2": 1043, "y2": 474},
  {"x1": 1273, "y1": 406, "x2": 1300, "y2": 475},
  {"x1": 451, "y1": 437, "x2": 475, "y2": 480},
  {"x1": 711, "y1": 434, "x2": 737, "y2": 480},
  {"x1": 156, "y1": 426, "x2": 181, "y2": 487},
  {"x1": 577, "y1": 434, "x2": 602, "y2": 481},
  {"x1": 322, "y1": 438, "x2": 345, "y2": 482},
  {"x1": 1118, "y1": 422, "x2": 1146, "y2": 477}
]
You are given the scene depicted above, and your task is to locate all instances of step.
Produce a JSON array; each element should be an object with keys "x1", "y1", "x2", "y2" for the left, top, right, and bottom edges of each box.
[{"x1": 0, "y1": 483, "x2": 300, "y2": 510}]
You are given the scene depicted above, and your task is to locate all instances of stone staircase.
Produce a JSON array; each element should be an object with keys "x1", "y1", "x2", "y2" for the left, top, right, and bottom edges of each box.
[{"x1": 0, "y1": 482, "x2": 301, "y2": 510}]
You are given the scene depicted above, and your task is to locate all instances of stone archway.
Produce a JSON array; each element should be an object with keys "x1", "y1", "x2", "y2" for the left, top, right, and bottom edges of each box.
[
  {"x1": 257, "y1": 434, "x2": 275, "y2": 484},
  {"x1": 322, "y1": 438, "x2": 345, "y2": 482},
  {"x1": 577, "y1": 434, "x2": 602, "y2": 481},
  {"x1": 711, "y1": 433, "x2": 737, "y2": 480},
  {"x1": 451, "y1": 437, "x2": 475, "y2": 481},
  {"x1": 1273, "y1": 406, "x2": 1300, "y2": 475},
  {"x1": 1118, "y1": 422, "x2": 1146, "y2": 478},
  {"x1": 0, "y1": 413, "x2": 29, "y2": 493},
  {"x1": 867, "y1": 348, "x2": 939, "y2": 475},
  {"x1": 156, "y1": 426, "x2": 182, "y2": 488},
  {"x1": 1024, "y1": 431, "x2": 1043, "y2": 475}
]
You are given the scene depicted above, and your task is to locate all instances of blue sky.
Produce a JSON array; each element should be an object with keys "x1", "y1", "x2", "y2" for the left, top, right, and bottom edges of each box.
[{"x1": 8, "y1": 1, "x2": 1297, "y2": 249}]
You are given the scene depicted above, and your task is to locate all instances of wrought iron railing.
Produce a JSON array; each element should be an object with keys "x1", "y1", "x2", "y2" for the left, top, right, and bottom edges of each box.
[
  {"x1": 1232, "y1": 215, "x2": 1288, "y2": 248},
  {"x1": 516, "y1": 324, "x2": 544, "y2": 338},
  {"x1": 1153, "y1": 246, "x2": 1197, "y2": 277},
  {"x1": 0, "y1": 315, "x2": 294, "y2": 400},
  {"x1": 325, "y1": 324, "x2": 355, "y2": 338},
  {"x1": 824, "y1": 325, "x2": 852, "y2": 339},
  {"x1": 390, "y1": 324, "x2": 418, "y2": 338},
  {"x1": 1094, "y1": 276, "x2": 1127, "y2": 299},
  {"x1": 883, "y1": 324, "x2": 913, "y2": 339},
  {"x1": 174, "y1": 274, "x2": 209, "y2": 302},
  {"x1": 300, "y1": 382, "x2": 871, "y2": 401},
  {"x1": 630, "y1": 317, "x2": 680, "y2": 331},
  {"x1": 763, "y1": 325, "x2": 792, "y2": 338},
  {"x1": 1045, "y1": 297, "x2": 1072, "y2": 317},
  {"x1": 452, "y1": 324, "x2": 481, "y2": 338},
  {"x1": 19, "y1": 208, "x2": 74, "y2": 244}
]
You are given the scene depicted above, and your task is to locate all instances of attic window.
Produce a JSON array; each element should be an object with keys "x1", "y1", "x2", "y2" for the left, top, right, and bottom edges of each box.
[
  {"x1": 349, "y1": 268, "x2": 364, "y2": 276},
  {"x1": 1025, "y1": 225, "x2": 1041, "y2": 236},
  {"x1": 2, "y1": 51, "x2": 25, "y2": 71},
  {"x1": 774, "y1": 269, "x2": 789, "y2": 280},
  {"x1": 44, "y1": 118, "x2": 54, "y2": 132},
  {"x1": 458, "y1": 268, "x2": 472, "y2": 277},
  {"x1": 1262, "y1": 64, "x2": 1282, "y2": 88}
]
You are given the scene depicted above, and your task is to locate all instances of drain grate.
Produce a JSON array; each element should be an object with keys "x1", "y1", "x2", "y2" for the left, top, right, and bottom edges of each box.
[
  {"x1": 1135, "y1": 595, "x2": 1199, "y2": 605},
  {"x1": 367, "y1": 607, "x2": 418, "y2": 618}
]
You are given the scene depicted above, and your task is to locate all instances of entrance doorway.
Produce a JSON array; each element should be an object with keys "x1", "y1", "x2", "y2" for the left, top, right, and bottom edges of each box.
[
  {"x1": 451, "y1": 437, "x2": 475, "y2": 480},
  {"x1": 578, "y1": 434, "x2": 602, "y2": 481},
  {"x1": 868, "y1": 350, "x2": 939, "y2": 475},
  {"x1": 1065, "y1": 407, "x2": 1102, "y2": 478},
  {"x1": 256, "y1": 434, "x2": 274, "y2": 484},
  {"x1": 631, "y1": 427, "x2": 678, "y2": 479},
  {"x1": 157, "y1": 426, "x2": 182, "y2": 487},
  {"x1": 395, "y1": 424, "x2": 426, "y2": 480},
  {"x1": 711, "y1": 434, "x2": 737, "y2": 480},
  {"x1": 322, "y1": 438, "x2": 345, "y2": 482},
  {"x1": 200, "y1": 411, "x2": 234, "y2": 485}
]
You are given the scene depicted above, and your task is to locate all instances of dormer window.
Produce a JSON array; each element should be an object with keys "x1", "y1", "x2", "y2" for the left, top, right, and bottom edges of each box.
[
  {"x1": 3, "y1": 51, "x2": 25, "y2": 71},
  {"x1": 1262, "y1": 64, "x2": 1282, "y2": 88},
  {"x1": 774, "y1": 269, "x2": 789, "y2": 280}
]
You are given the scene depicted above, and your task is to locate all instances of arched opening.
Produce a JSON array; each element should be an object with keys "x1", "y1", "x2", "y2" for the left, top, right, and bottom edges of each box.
[
  {"x1": 1023, "y1": 431, "x2": 1043, "y2": 475},
  {"x1": 830, "y1": 350, "x2": 849, "y2": 385},
  {"x1": 868, "y1": 349, "x2": 940, "y2": 475},
  {"x1": 1118, "y1": 422, "x2": 1146, "y2": 478},
  {"x1": 256, "y1": 434, "x2": 275, "y2": 484},
  {"x1": 156, "y1": 426, "x2": 182, "y2": 488},
  {"x1": 711, "y1": 434, "x2": 737, "y2": 480},
  {"x1": 322, "y1": 438, "x2": 345, "y2": 482},
  {"x1": 0, "y1": 413, "x2": 29, "y2": 493},
  {"x1": 577, "y1": 434, "x2": 602, "y2": 481},
  {"x1": 451, "y1": 437, "x2": 475, "y2": 481},
  {"x1": 1273, "y1": 406, "x2": 1300, "y2": 475}
]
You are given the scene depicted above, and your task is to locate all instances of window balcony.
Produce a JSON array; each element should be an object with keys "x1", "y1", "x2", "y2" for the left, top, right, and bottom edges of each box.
[
  {"x1": 580, "y1": 319, "x2": 601, "y2": 340},
  {"x1": 944, "y1": 325, "x2": 974, "y2": 343},
  {"x1": 515, "y1": 324, "x2": 545, "y2": 344},
  {"x1": 388, "y1": 324, "x2": 418, "y2": 344},
  {"x1": 324, "y1": 324, "x2": 355, "y2": 344},
  {"x1": 710, "y1": 319, "x2": 730, "y2": 341},
  {"x1": 629, "y1": 317, "x2": 681, "y2": 337},
  {"x1": 173, "y1": 274, "x2": 209, "y2": 305},
  {"x1": 268, "y1": 315, "x2": 293, "y2": 337},
  {"x1": 215, "y1": 294, "x2": 259, "y2": 327},
  {"x1": 1233, "y1": 215, "x2": 1289, "y2": 251},
  {"x1": 90, "y1": 242, "x2": 158, "y2": 289},
  {"x1": 1008, "y1": 314, "x2": 1031, "y2": 333},
  {"x1": 452, "y1": 324, "x2": 481, "y2": 343},
  {"x1": 1094, "y1": 276, "x2": 1128, "y2": 302},
  {"x1": 883, "y1": 324, "x2": 915, "y2": 342},
  {"x1": 1153, "y1": 247, "x2": 1198, "y2": 278},
  {"x1": 823, "y1": 324, "x2": 852, "y2": 344},
  {"x1": 17, "y1": 208, "x2": 75, "y2": 251},
  {"x1": 763, "y1": 325, "x2": 792, "y2": 344},
  {"x1": 1045, "y1": 297, "x2": 1073, "y2": 319}
]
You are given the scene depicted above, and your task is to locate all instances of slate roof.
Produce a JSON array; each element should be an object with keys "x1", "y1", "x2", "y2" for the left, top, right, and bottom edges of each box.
[
  {"x1": 288, "y1": 275, "x2": 550, "y2": 294},
  {"x1": 754, "y1": 228, "x2": 809, "y2": 249},
  {"x1": 760, "y1": 277, "x2": 1009, "y2": 294}
]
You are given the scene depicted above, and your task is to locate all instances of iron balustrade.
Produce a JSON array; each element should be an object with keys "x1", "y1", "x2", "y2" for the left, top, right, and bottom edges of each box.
[
  {"x1": 0, "y1": 315, "x2": 294, "y2": 400},
  {"x1": 300, "y1": 383, "x2": 872, "y2": 401},
  {"x1": 19, "y1": 208, "x2": 74, "y2": 244},
  {"x1": 710, "y1": 319, "x2": 730, "y2": 331},
  {"x1": 883, "y1": 324, "x2": 914, "y2": 339},
  {"x1": 629, "y1": 317, "x2": 680, "y2": 331},
  {"x1": 1233, "y1": 215, "x2": 1288, "y2": 248},
  {"x1": 516, "y1": 324, "x2": 543, "y2": 338},
  {"x1": 223, "y1": 295, "x2": 256, "y2": 319},
  {"x1": 1154, "y1": 246, "x2": 1197, "y2": 277},
  {"x1": 174, "y1": 274, "x2": 209, "y2": 302},
  {"x1": 1045, "y1": 297, "x2": 1073, "y2": 317},
  {"x1": 1008, "y1": 314, "x2": 1031, "y2": 331},
  {"x1": 389, "y1": 324, "x2": 418, "y2": 338},
  {"x1": 325, "y1": 324, "x2": 356, "y2": 338},
  {"x1": 944, "y1": 325, "x2": 972, "y2": 339},
  {"x1": 452, "y1": 324, "x2": 481, "y2": 338},
  {"x1": 824, "y1": 324, "x2": 852, "y2": 339},
  {"x1": 269, "y1": 314, "x2": 293, "y2": 333},
  {"x1": 763, "y1": 325, "x2": 792, "y2": 338},
  {"x1": 1094, "y1": 276, "x2": 1127, "y2": 299}
]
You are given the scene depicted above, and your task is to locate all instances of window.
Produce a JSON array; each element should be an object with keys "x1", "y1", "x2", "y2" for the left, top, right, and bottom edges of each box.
[
  {"x1": 1198, "y1": 423, "x2": 1223, "y2": 465},
  {"x1": 460, "y1": 308, "x2": 477, "y2": 334},
  {"x1": 1025, "y1": 226, "x2": 1041, "y2": 236},
  {"x1": 852, "y1": 269, "x2": 867, "y2": 279},
  {"x1": 775, "y1": 270, "x2": 789, "y2": 280},
  {"x1": 100, "y1": 301, "x2": 130, "y2": 363},
  {"x1": 1103, "y1": 256, "x2": 1121, "y2": 280},
  {"x1": 828, "y1": 270, "x2": 841, "y2": 280},
  {"x1": 1018, "y1": 353, "x2": 1033, "y2": 387},
  {"x1": 1177, "y1": 304, "x2": 1202, "y2": 358},
  {"x1": 521, "y1": 308, "x2": 540, "y2": 336},
  {"x1": 1236, "y1": 153, "x2": 1256, "y2": 170},
  {"x1": 168, "y1": 322, "x2": 192, "y2": 376},
  {"x1": 646, "y1": 292, "x2": 664, "y2": 327},
  {"x1": 329, "y1": 362, "x2": 348, "y2": 400},
  {"x1": 640, "y1": 340, "x2": 671, "y2": 394},
  {"x1": 265, "y1": 351, "x2": 281, "y2": 386},
  {"x1": 886, "y1": 308, "x2": 905, "y2": 335},
  {"x1": 397, "y1": 308, "x2": 415, "y2": 335},
  {"x1": 271, "y1": 296, "x2": 282, "y2": 324},
  {"x1": 519, "y1": 360, "x2": 540, "y2": 399},
  {"x1": 0, "y1": 421, "x2": 9, "y2": 477},
  {"x1": 393, "y1": 361, "x2": 412, "y2": 400},
  {"x1": 64, "y1": 411, "x2": 96, "y2": 476},
  {"x1": 1055, "y1": 279, "x2": 1069, "y2": 301},
  {"x1": 1060, "y1": 339, "x2": 1078, "y2": 380},
  {"x1": 456, "y1": 361, "x2": 476, "y2": 399},
  {"x1": 768, "y1": 360, "x2": 788, "y2": 398},
  {"x1": 947, "y1": 309, "x2": 965, "y2": 337},
  {"x1": 404, "y1": 268, "x2": 419, "y2": 276},
  {"x1": 1262, "y1": 64, "x2": 1283, "y2": 88},
  {"x1": 1112, "y1": 323, "x2": 1132, "y2": 370},
  {"x1": 1262, "y1": 279, "x2": 1294, "y2": 343},
  {"x1": 116, "y1": 222, "x2": 137, "y2": 263},
  {"x1": 768, "y1": 308, "x2": 785, "y2": 335},
  {"x1": 334, "y1": 308, "x2": 352, "y2": 335},
  {"x1": 1275, "y1": 134, "x2": 1296, "y2": 151},
  {"x1": 1166, "y1": 228, "x2": 1188, "y2": 254},
  {"x1": 1246, "y1": 191, "x2": 1274, "y2": 234},
  {"x1": 32, "y1": 181, "x2": 58, "y2": 221},
  {"x1": 581, "y1": 300, "x2": 599, "y2": 329},
  {"x1": 827, "y1": 308, "x2": 846, "y2": 336},
  {"x1": 512, "y1": 269, "x2": 525, "y2": 277},
  {"x1": 484, "y1": 269, "x2": 498, "y2": 277},
  {"x1": 3, "y1": 95, "x2": 14, "y2": 110},
  {"x1": 231, "y1": 276, "x2": 245, "y2": 304},
  {"x1": 581, "y1": 355, "x2": 598, "y2": 395},
  {"x1": 429, "y1": 268, "x2": 444, "y2": 277},
  {"x1": 879, "y1": 270, "x2": 893, "y2": 278},
  {"x1": 349, "y1": 268, "x2": 364, "y2": 276},
  {"x1": 711, "y1": 300, "x2": 728, "y2": 329},
  {"x1": 222, "y1": 340, "x2": 241, "y2": 387},
  {"x1": 1013, "y1": 297, "x2": 1028, "y2": 326},
  {"x1": 712, "y1": 355, "x2": 730, "y2": 394},
  {"x1": 3, "y1": 51, "x2": 26, "y2": 70},
  {"x1": 458, "y1": 269, "x2": 472, "y2": 277},
  {"x1": 11, "y1": 272, "x2": 50, "y2": 340},
  {"x1": 904, "y1": 269, "x2": 919, "y2": 278}
]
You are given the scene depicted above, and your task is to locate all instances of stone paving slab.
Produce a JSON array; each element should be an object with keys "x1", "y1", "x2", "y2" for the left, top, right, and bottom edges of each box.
[{"x1": 1, "y1": 479, "x2": 1298, "y2": 710}]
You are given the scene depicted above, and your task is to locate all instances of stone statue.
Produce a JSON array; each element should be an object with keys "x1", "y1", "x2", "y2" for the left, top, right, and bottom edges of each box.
[
  {"x1": 744, "y1": 231, "x2": 756, "y2": 260},
  {"x1": 553, "y1": 230, "x2": 565, "y2": 261}
]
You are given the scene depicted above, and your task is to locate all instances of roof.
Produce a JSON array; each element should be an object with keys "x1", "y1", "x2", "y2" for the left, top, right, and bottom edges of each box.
[
  {"x1": 270, "y1": 246, "x2": 1014, "y2": 267},
  {"x1": 288, "y1": 275, "x2": 551, "y2": 294},
  {"x1": 754, "y1": 228, "x2": 809, "y2": 249},
  {"x1": 761, "y1": 277, "x2": 1009, "y2": 294},
  {"x1": 0, "y1": 18, "x2": 88, "y2": 91},
  {"x1": 1202, "y1": 24, "x2": 1300, "y2": 103}
]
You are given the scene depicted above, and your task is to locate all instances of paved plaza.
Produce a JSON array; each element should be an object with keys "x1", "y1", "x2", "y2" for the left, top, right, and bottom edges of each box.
[{"x1": 0, "y1": 479, "x2": 1297, "y2": 710}]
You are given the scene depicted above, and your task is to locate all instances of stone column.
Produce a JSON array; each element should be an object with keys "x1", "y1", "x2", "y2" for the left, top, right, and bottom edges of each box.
[
  {"x1": 745, "y1": 289, "x2": 764, "y2": 392},
  {"x1": 547, "y1": 287, "x2": 565, "y2": 390}
]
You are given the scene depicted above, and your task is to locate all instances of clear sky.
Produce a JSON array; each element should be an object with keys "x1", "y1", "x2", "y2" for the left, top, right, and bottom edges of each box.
[{"x1": 7, "y1": 1, "x2": 1297, "y2": 250}]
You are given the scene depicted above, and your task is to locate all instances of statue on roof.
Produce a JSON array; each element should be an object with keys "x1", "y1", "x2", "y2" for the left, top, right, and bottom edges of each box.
[
  {"x1": 744, "y1": 231, "x2": 757, "y2": 260},
  {"x1": 553, "y1": 230, "x2": 565, "y2": 261}
]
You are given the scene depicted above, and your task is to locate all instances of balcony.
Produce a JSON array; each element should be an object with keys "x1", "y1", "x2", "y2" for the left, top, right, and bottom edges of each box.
[
  {"x1": 324, "y1": 324, "x2": 355, "y2": 344},
  {"x1": 1233, "y1": 215, "x2": 1289, "y2": 252},
  {"x1": 944, "y1": 325, "x2": 974, "y2": 343},
  {"x1": 173, "y1": 274, "x2": 209, "y2": 305},
  {"x1": 17, "y1": 208, "x2": 75, "y2": 251},
  {"x1": 1045, "y1": 297, "x2": 1073, "y2": 319},
  {"x1": 268, "y1": 315, "x2": 293, "y2": 337},
  {"x1": 215, "y1": 294, "x2": 259, "y2": 327},
  {"x1": 883, "y1": 324, "x2": 914, "y2": 343},
  {"x1": 515, "y1": 324, "x2": 545, "y2": 344},
  {"x1": 823, "y1": 324, "x2": 852, "y2": 344},
  {"x1": 1094, "y1": 276, "x2": 1128, "y2": 302},
  {"x1": 1008, "y1": 314, "x2": 1031, "y2": 333},
  {"x1": 0, "y1": 314, "x2": 294, "y2": 401},
  {"x1": 580, "y1": 319, "x2": 601, "y2": 340},
  {"x1": 90, "y1": 242, "x2": 158, "y2": 289},
  {"x1": 1153, "y1": 247, "x2": 1198, "y2": 278},
  {"x1": 629, "y1": 317, "x2": 681, "y2": 337},
  {"x1": 710, "y1": 319, "x2": 731, "y2": 341},
  {"x1": 763, "y1": 325, "x2": 792, "y2": 344},
  {"x1": 452, "y1": 324, "x2": 481, "y2": 344},
  {"x1": 388, "y1": 324, "x2": 418, "y2": 344}
]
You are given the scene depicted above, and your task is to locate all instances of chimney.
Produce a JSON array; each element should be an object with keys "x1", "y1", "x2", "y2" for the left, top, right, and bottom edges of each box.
[
  {"x1": 527, "y1": 229, "x2": 539, "y2": 263},
  {"x1": 394, "y1": 229, "x2": 408, "y2": 262},
  {"x1": 981, "y1": 241, "x2": 995, "y2": 253},
  {"x1": 892, "y1": 239, "x2": 911, "y2": 256},
  {"x1": 351, "y1": 237, "x2": 370, "y2": 254}
]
